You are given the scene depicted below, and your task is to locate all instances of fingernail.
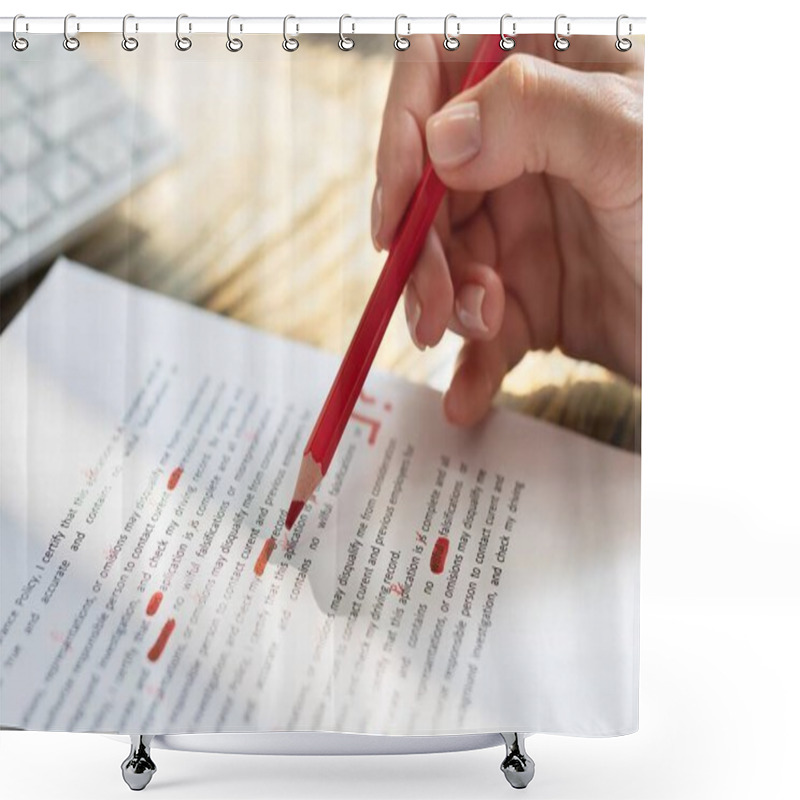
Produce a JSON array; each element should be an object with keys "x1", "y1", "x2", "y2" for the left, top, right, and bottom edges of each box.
[
  {"x1": 404, "y1": 281, "x2": 426, "y2": 351},
  {"x1": 426, "y1": 101, "x2": 481, "y2": 168},
  {"x1": 455, "y1": 284, "x2": 488, "y2": 333},
  {"x1": 371, "y1": 180, "x2": 383, "y2": 251}
]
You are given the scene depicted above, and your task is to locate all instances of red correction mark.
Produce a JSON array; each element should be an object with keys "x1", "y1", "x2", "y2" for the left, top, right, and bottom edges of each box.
[
  {"x1": 147, "y1": 618, "x2": 176, "y2": 662},
  {"x1": 359, "y1": 389, "x2": 392, "y2": 413},
  {"x1": 430, "y1": 537, "x2": 449, "y2": 575},
  {"x1": 254, "y1": 538, "x2": 277, "y2": 577},
  {"x1": 351, "y1": 412, "x2": 381, "y2": 444},
  {"x1": 167, "y1": 467, "x2": 183, "y2": 490},
  {"x1": 146, "y1": 591, "x2": 163, "y2": 616}
]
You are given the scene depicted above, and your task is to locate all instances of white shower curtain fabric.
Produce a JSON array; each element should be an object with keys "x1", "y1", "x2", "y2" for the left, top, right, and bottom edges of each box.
[{"x1": 0, "y1": 30, "x2": 642, "y2": 737}]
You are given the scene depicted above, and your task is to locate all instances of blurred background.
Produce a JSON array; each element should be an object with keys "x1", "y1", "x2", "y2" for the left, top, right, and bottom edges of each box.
[{"x1": 0, "y1": 32, "x2": 639, "y2": 452}]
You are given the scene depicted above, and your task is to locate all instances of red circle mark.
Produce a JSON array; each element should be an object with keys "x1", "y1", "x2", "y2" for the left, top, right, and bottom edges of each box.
[
  {"x1": 383, "y1": 402, "x2": 392, "y2": 412},
  {"x1": 146, "y1": 591, "x2": 164, "y2": 616},
  {"x1": 430, "y1": 537, "x2": 449, "y2": 575},
  {"x1": 147, "y1": 618, "x2": 176, "y2": 662},
  {"x1": 167, "y1": 467, "x2": 183, "y2": 491},
  {"x1": 254, "y1": 538, "x2": 277, "y2": 577}
]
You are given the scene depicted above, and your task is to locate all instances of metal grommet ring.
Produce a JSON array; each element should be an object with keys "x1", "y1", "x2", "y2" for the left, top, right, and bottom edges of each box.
[
  {"x1": 12, "y1": 14, "x2": 29, "y2": 52},
  {"x1": 443, "y1": 14, "x2": 460, "y2": 51},
  {"x1": 339, "y1": 14, "x2": 354, "y2": 51},
  {"x1": 63, "y1": 13, "x2": 80, "y2": 51},
  {"x1": 615, "y1": 14, "x2": 632, "y2": 51},
  {"x1": 122, "y1": 14, "x2": 138, "y2": 51},
  {"x1": 554, "y1": 14, "x2": 570, "y2": 51},
  {"x1": 499, "y1": 13, "x2": 515, "y2": 50},
  {"x1": 226, "y1": 15, "x2": 243, "y2": 52},
  {"x1": 394, "y1": 14, "x2": 410, "y2": 51},
  {"x1": 282, "y1": 15, "x2": 299, "y2": 52},
  {"x1": 175, "y1": 13, "x2": 192, "y2": 51}
]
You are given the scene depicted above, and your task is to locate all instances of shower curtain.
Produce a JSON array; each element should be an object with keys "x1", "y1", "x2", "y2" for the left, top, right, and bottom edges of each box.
[{"x1": 0, "y1": 23, "x2": 643, "y2": 738}]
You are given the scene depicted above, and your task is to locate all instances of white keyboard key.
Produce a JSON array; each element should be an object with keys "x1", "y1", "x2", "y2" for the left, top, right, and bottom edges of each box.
[
  {"x1": 0, "y1": 119, "x2": 46, "y2": 169},
  {"x1": 110, "y1": 106, "x2": 166, "y2": 155},
  {"x1": 0, "y1": 80, "x2": 27, "y2": 120},
  {"x1": 7, "y1": 59, "x2": 58, "y2": 102},
  {"x1": 31, "y1": 150, "x2": 95, "y2": 205},
  {"x1": 0, "y1": 173, "x2": 54, "y2": 230},
  {"x1": 0, "y1": 216, "x2": 12, "y2": 247},
  {"x1": 0, "y1": 49, "x2": 177, "y2": 286},
  {"x1": 34, "y1": 74, "x2": 122, "y2": 142},
  {"x1": 69, "y1": 121, "x2": 133, "y2": 175},
  {"x1": 132, "y1": 115, "x2": 168, "y2": 155},
  {"x1": 12, "y1": 52, "x2": 89, "y2": 100},
  {"x1": 0, "y1": 60, "x2": 20, "y2": 84}
]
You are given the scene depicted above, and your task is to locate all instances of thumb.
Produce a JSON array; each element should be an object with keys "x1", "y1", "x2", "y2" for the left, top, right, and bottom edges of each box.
[{"x1": 424, "y1": 54, "x2": 642, "y2": 208}]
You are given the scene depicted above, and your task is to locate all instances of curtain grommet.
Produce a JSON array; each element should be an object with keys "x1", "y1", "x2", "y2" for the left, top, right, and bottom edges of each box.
[
  {"x1": 175, "y1": 14, "x2": 192, "y2": 51},
  {"x1": 339, "y1": 14, "x2": 355, "y2": 51},
  {"x1": 443, "y1": 14, "x2": 460, "y2": 51},
  {"x1": 226, "y1": 15, "x2": 243, "y2": 52},
  {"x1": 283, "y1": 15, "x2": 299, "y2": 52},
  {"x1": 554, "y1": 14, "x2": 570, "y2": 51},
  {"x1": 63, "y1": 13, "x2": 80, "y2": 51},
  {"x1": 499, "y1": 14, "x2": 515, "y2": 50},
  {"x1": 615, "y1": 15, "x2": 633, "y2": 51},
  {"x1": 12, "y1": 14, "x2": 29, "y2": 52},
  {"x1": 122, "y1": 14, "x2": 139, "y2": 51},
  {"x1": 394, "y1": 14, "x2": 410, "y2": 51}
]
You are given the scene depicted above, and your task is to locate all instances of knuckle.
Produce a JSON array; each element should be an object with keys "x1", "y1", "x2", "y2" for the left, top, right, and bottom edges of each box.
[
  {"x1": 498, "y1": 54, "x2": 546, "y2": 171},
  {"x1": 500, "y1": 53, "x2": 540, "y2": 113},
  {"x1": 599, "y1": 73, "x2": 643, "y2": 136},
  {"x1": 590, "y1": 73, "x2": 643, "y2": 202}
]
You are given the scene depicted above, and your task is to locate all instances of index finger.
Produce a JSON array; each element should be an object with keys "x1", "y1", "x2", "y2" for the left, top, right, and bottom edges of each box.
[{"x1": 372, "y1": 35, "x2": 478, "y2": 251}]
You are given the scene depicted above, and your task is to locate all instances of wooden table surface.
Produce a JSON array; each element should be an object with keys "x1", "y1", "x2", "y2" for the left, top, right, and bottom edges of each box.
[{"x1": 1, "y1": 35, "x2": 639, "y2": 453}]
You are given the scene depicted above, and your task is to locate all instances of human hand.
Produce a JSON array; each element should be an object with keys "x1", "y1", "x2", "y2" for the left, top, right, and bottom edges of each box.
[{"x1": 372, "y1": 35, "x2": 643, "y2": 426}]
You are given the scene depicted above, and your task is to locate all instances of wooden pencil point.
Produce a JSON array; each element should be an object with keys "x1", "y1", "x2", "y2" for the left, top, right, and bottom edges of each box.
[
  {"x1": 285, "y1": 452, "x2": 325, "y2": 530},
  {"x1": 285, "y1": 499, "x2": 304, "y2": 531}
]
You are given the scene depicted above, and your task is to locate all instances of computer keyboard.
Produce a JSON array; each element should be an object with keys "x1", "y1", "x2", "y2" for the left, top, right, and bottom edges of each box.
[{"x1": 0, "y1": 36, "x2": 176, "y2": 289}]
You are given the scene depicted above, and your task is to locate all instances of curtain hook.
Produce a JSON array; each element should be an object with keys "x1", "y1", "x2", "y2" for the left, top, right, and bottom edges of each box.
[
  {"x1": 283, "y1": 15, "x2": 299, "y2": 51},
  {"x1": 339, "y1": 14, "x2": 354, "y2": 51},
  {"x1": 12, "y1": 14, "x2": 29, "y2": 52},
  {"x1": 226, "y1": 14, "x2": 243, "y2": 52},
  {"x1": 175, "y1": 14, "x2": 192, "y2": 51},
  {"x1": 615, "y1": 14, "x2": 632, "y2": 51},
  {"x1": 63, "y1": 13, "x2": 80, "y2": 51},
  {"x1": 499, "y1": 14, "x2": 515, "y2": 50},
  {"x1": 394, "y1": 14, "x2": 410, "y2": 51},
  {"x1": 443, "y1": 14, "x2": 460, "y2": 51},
  {"x1": 122, "y1": 14, "x2": 139, "y2": 51},
  {"x1": 554, "y1": 14, "x2": 570, "y2": 51}
]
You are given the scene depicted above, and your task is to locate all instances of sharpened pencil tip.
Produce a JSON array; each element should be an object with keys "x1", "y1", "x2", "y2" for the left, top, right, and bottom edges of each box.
[{"x1": 285, "y1": 499, "x2": 304, "y2": 530}]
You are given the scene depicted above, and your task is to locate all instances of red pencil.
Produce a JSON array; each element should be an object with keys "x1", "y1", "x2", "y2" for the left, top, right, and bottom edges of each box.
[{"x1": 285, "y1": 35, "x2": 506, "y2": 531}]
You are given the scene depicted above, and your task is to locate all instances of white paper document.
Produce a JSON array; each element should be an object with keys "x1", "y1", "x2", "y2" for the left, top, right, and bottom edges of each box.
[{"x1": 0, "y1": 259, "x2": 640, "y2": 736}]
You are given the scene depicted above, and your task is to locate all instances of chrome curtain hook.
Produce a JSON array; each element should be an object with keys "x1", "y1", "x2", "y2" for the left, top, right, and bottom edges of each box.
[
  {"x1": 63, "y1": 13, "x2": 80, "y2": 51},
  {"x1": 122, "y1": 14, "x2": 139, "y2": 51},
  {"x1": 499, "y1": 14, "x2": 515, "y2": 50},
  {"x1": 615, "y1": 14, "x2": 632, "y2": 51},
  {"x1": 554, "y1": 14, "x2": 570, "y2": 51},
  {"x1": 283, "y1": 15, "x2": 299, "y2": 51},
  {"x1": 339, "y1": 14, "x2": 354, "y2": 51},
  {"x1": 443, "y1": 14, "x2": 460, "y2": 51},
  {"x1": 12, "y1": 14, "x2": 29, "y2": 52},
  {"x1": 175, "y1": 13, "x2": 192, "y2": 51},
  {"x1": 394, "y1": 14, "x2": 410, "y2": 51},
  {"x1": 226, "y1": 14, "x2": 243, "y2": 52}
]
